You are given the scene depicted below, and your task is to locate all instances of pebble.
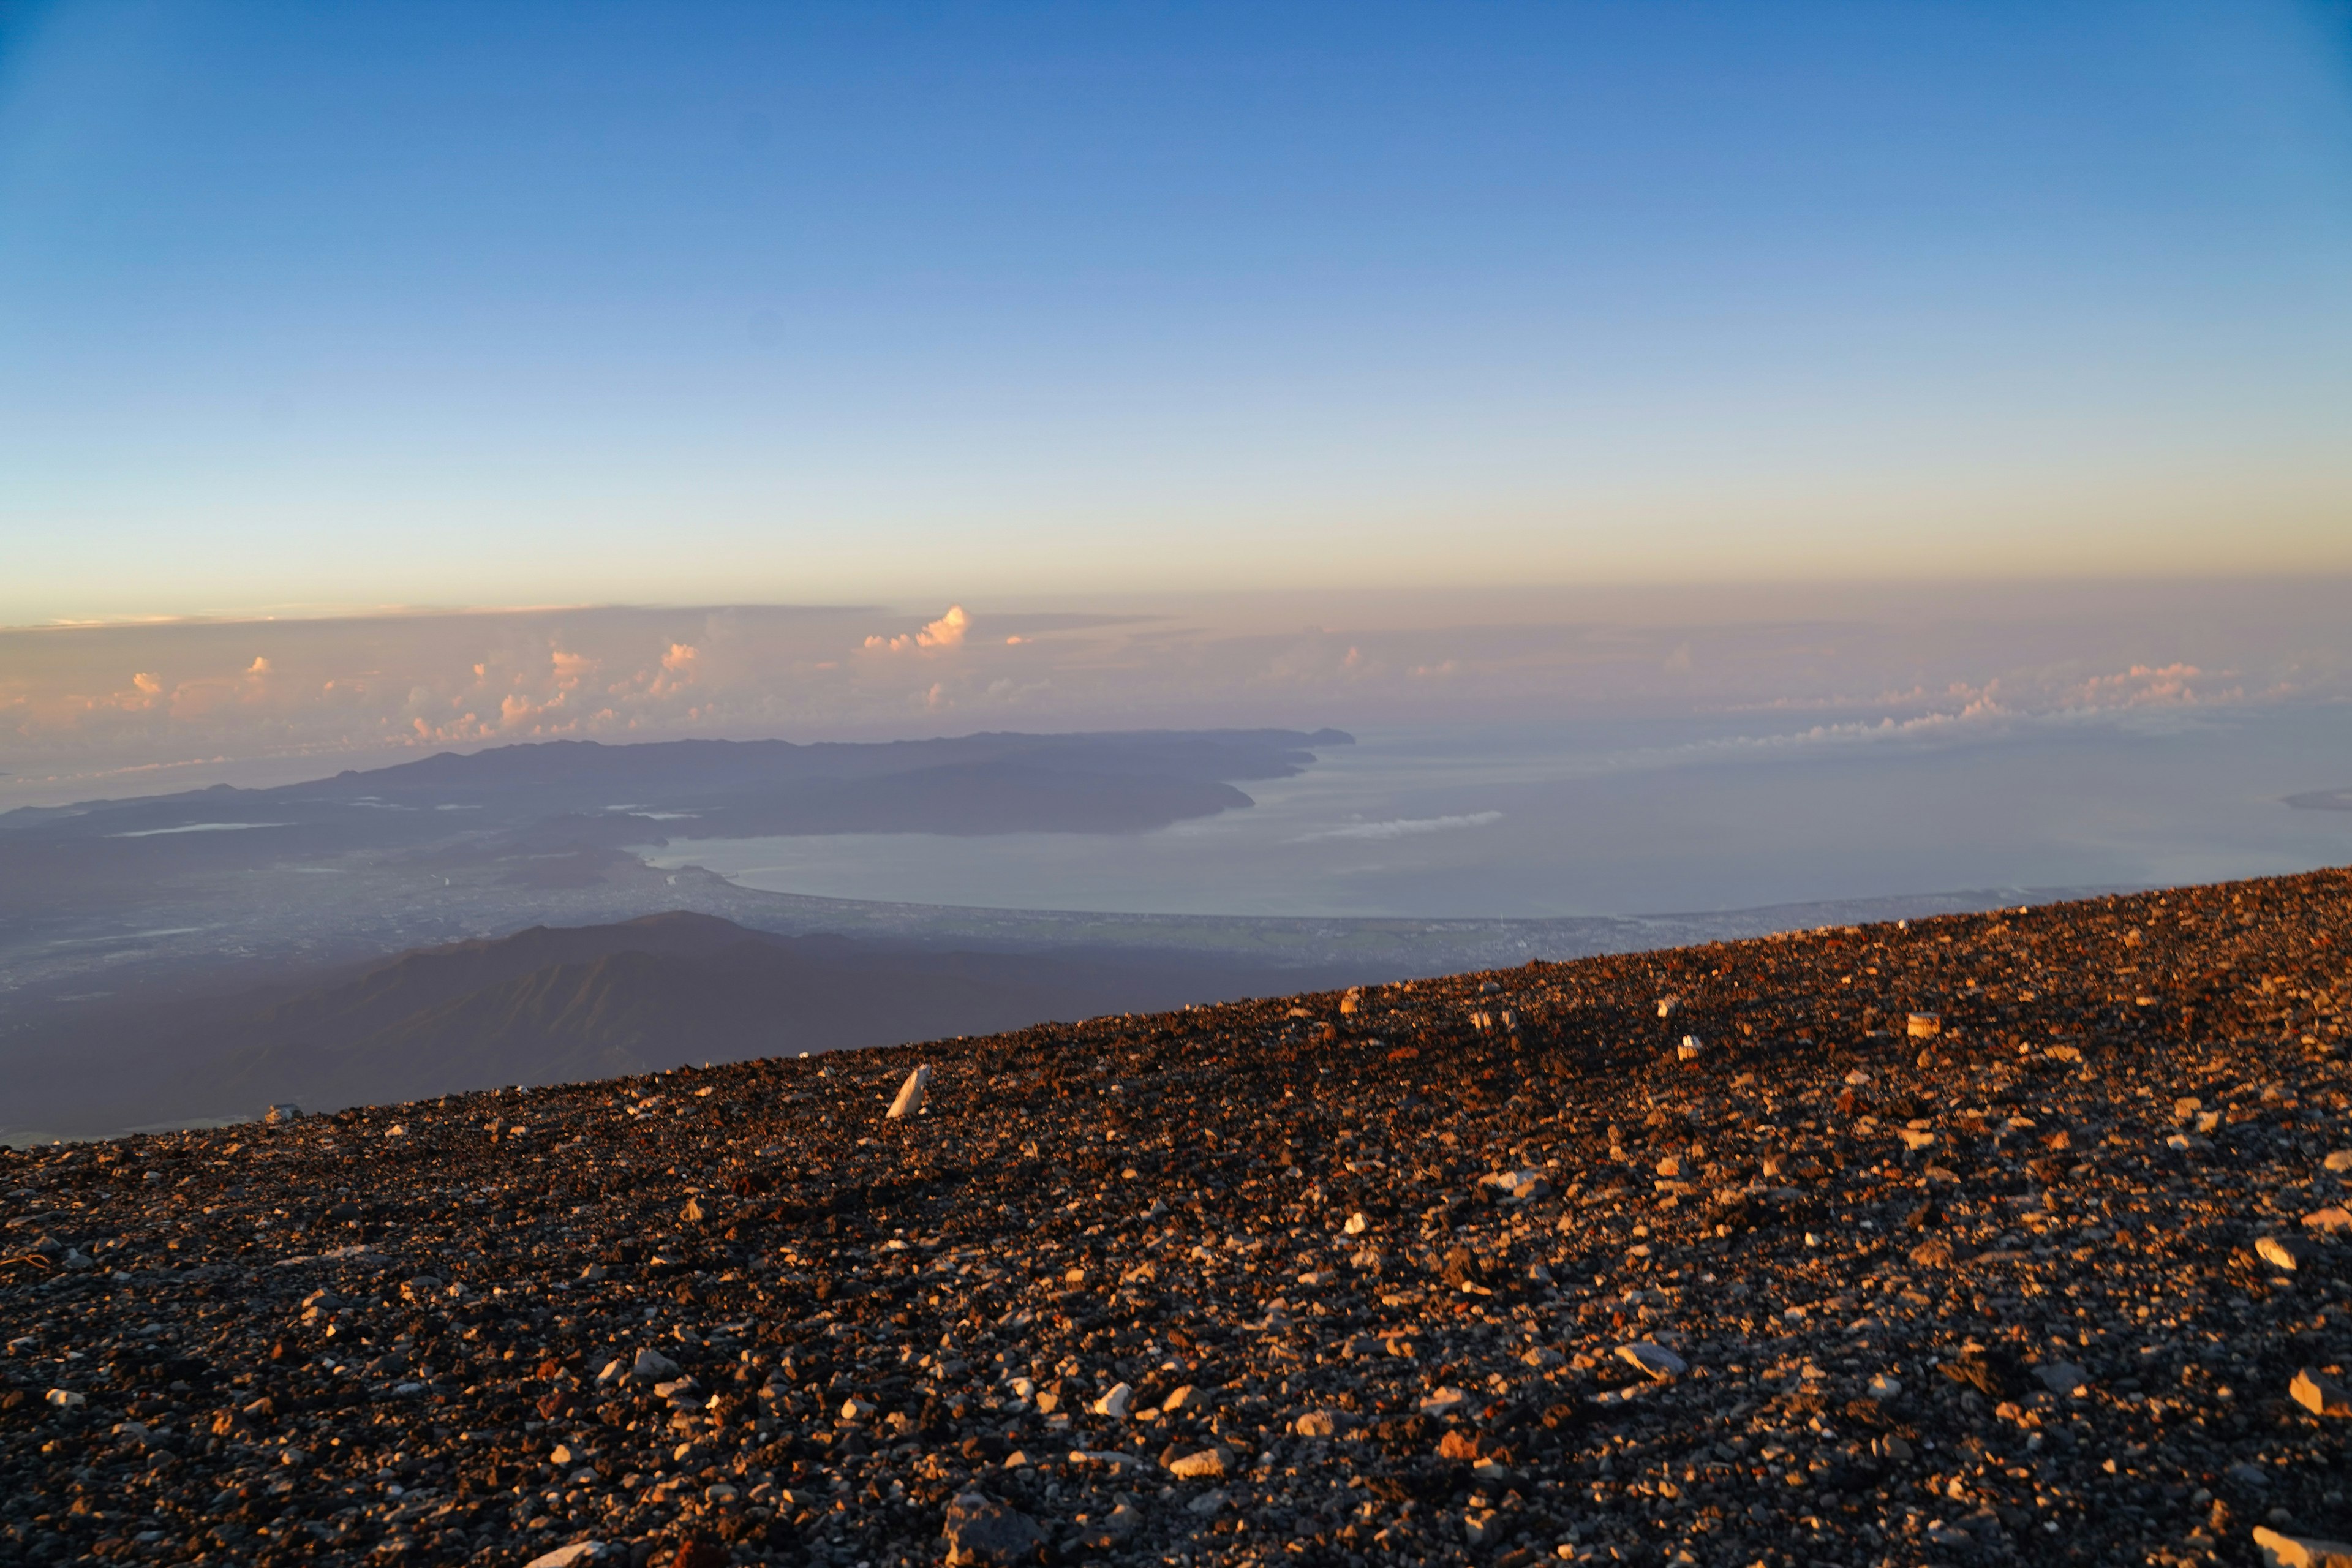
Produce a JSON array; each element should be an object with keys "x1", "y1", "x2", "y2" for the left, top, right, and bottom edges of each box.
[
  {"x1": 522, "y1": 1544, "x2": 603, "y2": 1568},
  {"x1": 2255, "y1": 1526, "x2": 2352, "y2": 1568},
  {"x1": 2290, "y1": 1367, "x2": 2350, "y2": 1418},
  {"x1": 2257, "y1": 1234, "x2": 2317, "y2": 1272},
  {"x1": 941, "y1": 1493, "x2": 1046, "y2": 1566},
  {"x1": 1614, "y1": 1341, "x2": 1687, "y2": 1380},
  {"x1": 1, "y1": 869, "x2": 2346, "y2": 1568},
  {"x1": 886, "y1": 1064, "x2": 931, "y2": 1120}
]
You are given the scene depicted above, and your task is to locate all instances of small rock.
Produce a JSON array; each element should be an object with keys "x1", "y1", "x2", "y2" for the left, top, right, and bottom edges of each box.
[
  {"x1": 45, "y1": 1389, "x2": 85, "y2": 1409},
  {"x1": 840, "y1": 1396, "x2": 875, "y2": 1421},
  {"x1": 524, "y1": 1545, "x2": 603, "y2": 1568},
  {"x1": 1868, "y1": 1373, "x2": 1903, "y2": 1400},
  {"x1": 1677, "y1": 1034, "x2": 1703, "y2": 1060},
  {"x1": 263, "y1": 1103, "x2": 301, "y2": 1124},
  {"x1": 1092, "y1": 1382, "x2": 1132, "y2": 1419},
  {"x1": 1899, "y1": 1128, "x2": 1937, "y2": 1152},
  {"x1": 1419, "y1": 1387, "x2": 1468, "y2": 1417},
  {"x1": 1480, "y1": 1169, "x2": 1550, "y2": 1201},
  {"x1": 1167, "y1": 1446, "x2": 1232, "y2": 1479},
  {"x1": 2257, "y1": 1234, "x2": 2316, "y2": 1272},
  {"x1": 2323, "y1": 1150, "x2": 2352, "y2": 1174},
  {"x1": 2036, "y1": 1362, "x2": 2088, "y2": 1396},
  {"x1": 1293, "y1": 1409, "x2": 1343, "y2": 1438},
  {"x1": 1162, "y1": 1384, "x2": 1209, "y2": 1412},
  {"x1": 2253, "y1": 1525, "x2": 2352, "y2": 1568},
  {"x1": 1339, "y1": 987, "x2": 1365, "y2": 1016},
  {"x1": 679, "y1": 1196, "x2": 707, "y2": 1223},
  {"x1": 2302, "y1": 1207, "x2": 2351, "y2": 1236},
  {"x1": 1465, "y1": 1507, "x2": 1509, "y2": 1546},
  {"x1": 1185, "y1": 1490, "x2": 1229, "y2": 1516},
  {"x1": 1615, "y1": 1342, "x2": 1687, "y2": 1380},
  {"x1": 1906, "y1": 1012, "x2": 1942, "y2": 1037},
  {"x1": 1910, "y1": 1239, "x2": 1954, "y2": 1267},
  {"x1": 1343, "y1": 1210, "x2": 1370, "y2": 1235},
  {"x1": 887, "y1": 1065, "x2": 931, "y2": 1120},
  {"x1": 2228, "y1": 1461, "x2": 2272, "y2": 1489},
  {"x1": 631, "y1": 1348, "x2": 681, "y2": 1382},
  {"x1": 2290, "y1": 1368, "x2": 2351, "y2": 1419},
  {"x1": 942, "y1": 1493, "x2": 1047, "y2": 1566}
]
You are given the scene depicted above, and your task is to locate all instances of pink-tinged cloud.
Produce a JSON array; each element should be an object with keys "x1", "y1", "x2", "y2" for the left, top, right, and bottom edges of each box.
[
  {"x1": 2072, "y1": 663, "x2": 2209, "y2": 707},
  {"x1": 865, "y1": 605, "x2": 970, "y2": 654}
]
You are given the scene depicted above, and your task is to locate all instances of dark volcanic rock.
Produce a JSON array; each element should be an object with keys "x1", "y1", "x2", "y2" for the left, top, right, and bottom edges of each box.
[{"x1": 2, "y1": 869, "x2": 2350, "y2": 1566}]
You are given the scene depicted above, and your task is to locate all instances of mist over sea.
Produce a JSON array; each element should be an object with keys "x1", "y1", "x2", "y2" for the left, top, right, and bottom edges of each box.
[{"x1": 641, "y1": 703, "x2": 2352, "y2": 919}]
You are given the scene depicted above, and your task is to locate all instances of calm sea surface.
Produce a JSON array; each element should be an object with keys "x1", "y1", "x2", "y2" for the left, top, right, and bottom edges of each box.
[{"x1": 638, "y1": 705, "x2": 2352, "y2": 918}]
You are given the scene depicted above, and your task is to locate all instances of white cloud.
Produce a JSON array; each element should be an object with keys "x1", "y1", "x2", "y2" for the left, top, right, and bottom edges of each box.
[{"x1": 866, "y1": 605, "x2": 970, "y2": 653}]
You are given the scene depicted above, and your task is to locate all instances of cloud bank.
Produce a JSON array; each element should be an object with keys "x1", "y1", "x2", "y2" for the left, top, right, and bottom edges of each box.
[{"x1": 2, "y1": 581, "x2": 2346, "y2": 808}]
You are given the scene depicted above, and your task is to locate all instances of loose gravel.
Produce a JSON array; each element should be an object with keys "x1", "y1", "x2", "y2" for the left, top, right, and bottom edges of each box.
[{"x1": 4, "y1": 870, "x2": 2350, "y2": 1568}]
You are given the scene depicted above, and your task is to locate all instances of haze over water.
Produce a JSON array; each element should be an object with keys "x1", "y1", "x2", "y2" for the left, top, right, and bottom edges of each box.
[{"x1": 644, "y1": 706, "x2": 2352, "y2": 919}]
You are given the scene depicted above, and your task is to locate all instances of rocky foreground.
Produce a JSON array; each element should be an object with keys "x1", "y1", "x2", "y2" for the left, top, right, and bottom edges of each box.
[{"x1": 4, "y1": 873, "x2": 2350, "y2": 1568}]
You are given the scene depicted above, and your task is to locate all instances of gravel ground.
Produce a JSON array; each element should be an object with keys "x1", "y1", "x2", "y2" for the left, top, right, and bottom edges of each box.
[{"x1": 4, "y1": 870, "x2": 2349, "y2": 1568}]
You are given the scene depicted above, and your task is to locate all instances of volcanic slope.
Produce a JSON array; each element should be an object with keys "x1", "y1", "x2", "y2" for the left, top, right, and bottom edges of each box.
[{"x1": 4, "y1": 870, "x2": 2350, "y2": 1568}]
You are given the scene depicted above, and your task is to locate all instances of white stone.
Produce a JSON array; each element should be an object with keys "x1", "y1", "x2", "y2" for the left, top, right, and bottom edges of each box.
[
  {"x1": 1418, "y1": 1387, "x2": 1468, "y2": 1417},
  {"x1": 1343, "y1": 1211, "x2": 1370, "y2": 1235},
  {"x1": 1614, "y1": 1342, "x2": 1687, "y2": 1380},
  {"x1": 1092, "y1": 1382, "x2": 1133, "y2": 1419},
  {"x1": 524, "y1": 1544, "x2": 604, "y2": 1568},
  {"x1": 1480, "y1": 1169, "x2": 1550, "y2": 1202},
  {"x1": 631, "y1": 1348, "x2": 681, "y2": 1382},
  {"x1": 1162, "y1": 1384, "x2": 1210, "y2": 1412},
  {"x1": 1868, "y1": 1373, "x2": 1902, "y2": 1400},
  {"x1": 886, "y1": 1065, "x2": 931, "y2": 1120}
]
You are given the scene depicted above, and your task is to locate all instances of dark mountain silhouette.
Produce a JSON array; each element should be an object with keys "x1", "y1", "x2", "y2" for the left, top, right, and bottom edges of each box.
[{"x1": 82, "y1": 913, "x2": 1350, "y2": 1125}]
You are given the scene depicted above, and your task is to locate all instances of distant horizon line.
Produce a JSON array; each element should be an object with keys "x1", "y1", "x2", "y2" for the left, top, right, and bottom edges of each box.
[{"x1": 12, "y1": 570, "x2": 2352, "y2": 634}]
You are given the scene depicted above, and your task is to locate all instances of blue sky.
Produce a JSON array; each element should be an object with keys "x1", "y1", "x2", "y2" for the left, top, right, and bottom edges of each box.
[{"x1": 2, "y1": 2, "x2": 2350, "y2": 622}]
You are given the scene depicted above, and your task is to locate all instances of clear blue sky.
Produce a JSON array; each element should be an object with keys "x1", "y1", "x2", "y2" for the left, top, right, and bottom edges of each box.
[{"x1": 2, "y1": 1, "x2": 2349, "y2": 622}]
